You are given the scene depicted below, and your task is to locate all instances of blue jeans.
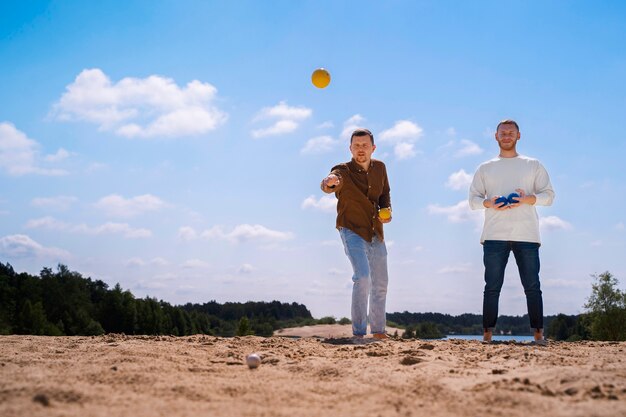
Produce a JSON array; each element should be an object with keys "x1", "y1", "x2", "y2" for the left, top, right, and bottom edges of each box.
[
  {"x1": 483, "y1": 240, "x2": 543, "y2": 331},
  {"x1": 339, "y1": 228, "x2": 389, "y2": 336}
]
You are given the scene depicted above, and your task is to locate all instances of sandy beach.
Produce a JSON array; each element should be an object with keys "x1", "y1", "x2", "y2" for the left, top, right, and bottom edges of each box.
[{"x1": 1, "y1": 328, "x2": 624, "y2": 417}]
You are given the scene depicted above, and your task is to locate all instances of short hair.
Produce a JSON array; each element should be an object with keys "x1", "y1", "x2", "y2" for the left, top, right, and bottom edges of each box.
[
  {"x1": 496, "y1": 119, "x2": 519, "y2": 132},
  {"x1": 350, "y1": 128, "x2": 374, "y2": 145}
]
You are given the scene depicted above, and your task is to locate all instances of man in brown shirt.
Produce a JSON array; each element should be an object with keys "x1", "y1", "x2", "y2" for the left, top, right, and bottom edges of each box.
[{"x1": 321, "y1": 128, "x2": 392, "y2": 339}]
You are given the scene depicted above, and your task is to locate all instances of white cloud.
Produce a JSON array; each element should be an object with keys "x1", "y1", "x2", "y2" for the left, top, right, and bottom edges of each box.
[
  {"x1": 445, "y1": 127, "x2": 456, "y2": 136},
  {"x1": 328, "y1": 268, "x2": 346, "y2": 276},
  {"x1": 539, "y1": 216, "x2": 572, "y2": 231},
  {"x1": 181, "y1": 259, "x2": 210, "y2": 269},
  {"x1": 44, "y1": 148, "x2": 72, "y2": 162},
  {"x1": 78, "y1": 222, "x2": 151, "y2": 238},
  {"x1": 125, "y1": 257, "x2": 169, "y2": 268},
  {"x1": 125, "y1": 257, "x2": 146, "y2": 268},
  {"x1": 301, "y1": 195, "x2": 337, "y2": 213},
  {"x1": 26, "y1": 216, "x2": 151, "y2": 239},
  {"x1": 149, "y1": 257, "x2": 169, "y2": 266},
  {"x1": 427, "y1": 200, "x2": 483, "y2": 225},
  {"x1": 454, "y1": 139, "x2": 483, "y2": 157},
  {"x1": 31, "y1": 196, "x2": 78, "y2": 211},
  {"x1": 177, "y1": 226, "x2": 198, "y2": 242},
  {"x1": 414, "y1": 246, "x2": 424, "y2": 252},
  {"x1": 590, "y1": 240, "x2": 602, "y2": 247},
  {"x1": 379, "y1": 120, "x2": 424, "y2": 160},
  {"x1": 251, "y1": 101, "x2": 311, "y2": 138},
  {"x1": 394, "y1": 142, "x2": 416, "y2": 160},
  {"x1": 445, "y1": 169, "x2": 473, "y2": 190},
  {"x1": 321, "y1": 240, "x2": 341, "y2": 247},
  {"x1": 253, "y1": 101, "x2": 311, "y2": 121},
  {"x1": 51, "y1": 68, "x2": 227, "y2": 138},
  {"x1": 251, "y1": 120, "x2": 298, "y2": 138},
  {"x1": 340, "y1": 114, "x2": 366, "y2": 139},
  {"x1": 0, "y1": 122, "x2": 67, "y2": 176},
  {"x1": 0, "y1": 122, "x2": 38, "y2": 175},
  {"x1": 615, "y1": 222, "x2": 624, "y2": 231},
  {"x1": 0, "y1": 234, "x2": 69, "y2": 260},
  {"x1": 238, "y1": 263, "x2": 254, "y2": 274},
  {"x1": 301, "y1": 135, "x2": 338, "y2": 154},
  {"x1": 201, "y1": 224, "x2": 294, "y2": 244},
  {"x1": 95, "y1": 194, "x2": 166, "y2": 218},
  {"x1": 380, "y1": 120, "x2": 424, "y2": 143},
  {"x1": 317, "y1": 121, "x2": 334, "y2": 129},
  {"x1": 25, "y1": 216, "x2": 68, "y2": 230}
]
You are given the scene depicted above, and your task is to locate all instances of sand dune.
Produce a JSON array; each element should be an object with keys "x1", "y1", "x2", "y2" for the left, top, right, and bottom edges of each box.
[
  {"x1": 1, "y1": 334, "x2": 624, "y2": 417},
  {"x1": 274, "y1": 324, "x2": 404, "y2": 338}
]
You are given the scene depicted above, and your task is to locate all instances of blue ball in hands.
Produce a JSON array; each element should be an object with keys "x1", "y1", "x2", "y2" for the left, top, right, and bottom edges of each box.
[
  {"x1": 495, "y1": 196, "x2": 509, "y2": 207},
  {"x1": 507, "y1": 192, "x2": 520, "y2": 204}
]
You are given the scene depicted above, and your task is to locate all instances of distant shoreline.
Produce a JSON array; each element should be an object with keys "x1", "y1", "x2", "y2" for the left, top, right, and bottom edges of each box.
[{"x1": 274, "y1": 324, "x2": 536, "y2": 341}]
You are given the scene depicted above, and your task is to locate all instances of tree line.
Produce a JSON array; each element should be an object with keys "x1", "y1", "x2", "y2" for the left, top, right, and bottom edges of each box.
[{"x1": 0, "y1": 263, "x2": 314, "y2": 337}]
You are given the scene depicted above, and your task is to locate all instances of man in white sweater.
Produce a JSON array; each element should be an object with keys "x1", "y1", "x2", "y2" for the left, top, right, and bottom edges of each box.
[{"x1": 469, "y1": 120, "x2": 555, "y2": 343}]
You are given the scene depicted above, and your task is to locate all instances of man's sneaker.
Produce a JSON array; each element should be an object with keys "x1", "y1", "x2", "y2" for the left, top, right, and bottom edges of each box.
[{"x1": 372, "y1": 333, "x2": 389, "y2": 340}]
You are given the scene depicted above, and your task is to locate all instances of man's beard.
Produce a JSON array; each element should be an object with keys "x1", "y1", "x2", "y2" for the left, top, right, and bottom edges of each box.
[{"x1": 498, "y1": 141, "x2": 516, "y2": 151}]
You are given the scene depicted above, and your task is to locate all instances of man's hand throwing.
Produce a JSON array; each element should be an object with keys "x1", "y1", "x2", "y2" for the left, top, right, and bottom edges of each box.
[{"x1": 323, "y1": 174, "x2": 340, "y2": 188}]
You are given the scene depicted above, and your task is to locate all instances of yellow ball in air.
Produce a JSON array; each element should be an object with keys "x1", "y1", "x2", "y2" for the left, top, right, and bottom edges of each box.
[{"x1": 311, "y1": 68, "x2": 331, "y2": 88}]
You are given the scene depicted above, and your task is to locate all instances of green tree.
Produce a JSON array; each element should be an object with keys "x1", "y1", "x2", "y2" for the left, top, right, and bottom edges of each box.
[
  {"x1": 18, "y1": 300, "x2": 48, "y2": 335},
  {"x1": 547, "y1": 314, "x2": 573, "y2": 341},
  {"x1": 237, "y1": 316, "x2": 253, "y2": 336},
  {"x1": 84, "y1": 319, "x2": 105, "y2": 336},
  {"x1": 571, "y1": 314, "x2": 592, "y2": 341},
  {"x1": 402, "y1": 327, "x2": 415, "y2": 339},
  {"x1": 0, "y1": 265, "x2": 16, "y2": 334},
  {"x1": 584, "y1": 271, "x2": 626, "y2": 341},
  {"x1": 252, "y1": 321, "x2": 274, "y2": 337},
  {"x1": 317, "y1": 316, "x2": 336, "y2": 325},
  {"x1": 414, "y1": 322, "x2": 444, "y2": 339}
]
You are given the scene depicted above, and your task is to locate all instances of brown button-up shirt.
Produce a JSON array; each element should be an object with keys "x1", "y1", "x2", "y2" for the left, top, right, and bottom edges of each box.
[{"x1": 321, "y1": 158, "x2": 391, "y2": 242}]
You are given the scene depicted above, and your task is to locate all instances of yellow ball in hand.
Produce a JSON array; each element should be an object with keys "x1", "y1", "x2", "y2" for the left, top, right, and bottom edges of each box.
[
  {"x1": 311, "y1": 68, "x2": 331, "y2": 89},
  {"x1": 379, "y1": 208, "x2": 391, "y2": 220}
]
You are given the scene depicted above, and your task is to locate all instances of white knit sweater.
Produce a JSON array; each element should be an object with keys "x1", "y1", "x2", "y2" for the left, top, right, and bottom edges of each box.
[{"x1": 469, "y1": 155, "x2": 555, "y2": 244}]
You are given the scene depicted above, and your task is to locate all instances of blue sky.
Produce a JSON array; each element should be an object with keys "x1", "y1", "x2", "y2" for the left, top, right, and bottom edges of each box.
[{"x1": 1, "y1": 1, "x2": 625, "y2": 319}]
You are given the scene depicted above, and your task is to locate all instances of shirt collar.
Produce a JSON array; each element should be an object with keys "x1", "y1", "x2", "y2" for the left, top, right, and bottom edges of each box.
[{"x1": 349, "y1": 158, "x2": 374, "y2": 172}]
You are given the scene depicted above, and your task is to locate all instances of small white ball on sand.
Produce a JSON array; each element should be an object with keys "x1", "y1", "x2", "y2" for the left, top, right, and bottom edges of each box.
[{"x1": 246, "y1": 353, "x2": 261, "y2": 369}]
